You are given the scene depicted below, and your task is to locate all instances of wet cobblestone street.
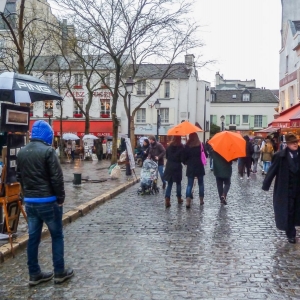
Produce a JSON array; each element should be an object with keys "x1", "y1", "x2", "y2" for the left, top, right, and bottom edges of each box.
[{"x1": 1, "y1": 162, "x2": 300, "y2": 299}]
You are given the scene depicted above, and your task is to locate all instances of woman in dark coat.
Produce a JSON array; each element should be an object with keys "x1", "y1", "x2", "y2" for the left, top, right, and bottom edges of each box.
[
  {"x1": 262, "y1": 133, "x2": 300, "y2": 244},
  {"x1": 212, "y1": 151, "x2": 232, "y2": 205},
  {"x1": 163, "y1": 136, "x2": 184, "y2": 208},
  {"x1": 184, "y1": 132, "x2": 207, "y2": 208}
]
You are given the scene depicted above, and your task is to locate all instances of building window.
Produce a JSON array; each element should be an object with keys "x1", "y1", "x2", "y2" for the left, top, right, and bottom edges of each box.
[
  {"x1": 254, "y1": 115, "x2": 262, "y2": 127},
  {"x1": 74, "y1": 74, "x2": 83, "y2": 86},
  {"x1": 242, "y1": 115, "x2": 249, "y2": 124},
  {"x1": 159, "y1": 108, "x2": 169, "y2": 123},
  {"x1": 44, "y1": 100, "x2": 53, "y2": 116},
  {"x1": 101, "y1": 74, "x2": 110, "y2": 88},
  {"x1": 100, "y1": 99, "x2": 110, "y2": 118},
  {"x1": 164, "y1": 82, "x2": 170, "y2": 98},
  {"x1": 229, "y1": 115, "x2": 236, "y2": 124},
  {"x1": 242, "y1": 93, "x2": 250, "y2": 101},
  {"x1": 211, "y1": 93, "x2": 216, "y2": 102},
  {"x1": 0, "y1": 40, "x2": 5, "y2": 58},
  {"x1": 44, "y1": 73, "x2": 54, "y2": 87},
  {"x1": 286, "y1": 55, "x2": 289, "y2": 74},
  {"x1": 137, "y1": 80, "x2": 146, "y2": 95},
  {"x1": 136, "y1": 108, "x2": 146, "y2": 123},
  {"x1": 73, "y1": 100, "x2": 83, "y2": 116}
]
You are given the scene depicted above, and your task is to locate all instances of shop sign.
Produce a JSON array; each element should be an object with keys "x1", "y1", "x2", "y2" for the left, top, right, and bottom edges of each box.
[
  {"x1": 55, "y1": 131, "x2": 112, "y2": 137},
  {"x1": 279, "y1": 70, "x2": 297, "y2": 87},
  {"x1": 65, "y1": 90, "x2": 112, "y2": 99},
  {"x1": 272, "y1": 122, "x2": 290, "y2": 128},
  {"x1": 290, "y1": 121, "x2": 300, "y2": 127}
]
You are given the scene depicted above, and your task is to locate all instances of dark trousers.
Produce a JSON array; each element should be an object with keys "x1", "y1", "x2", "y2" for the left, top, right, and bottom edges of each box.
[
  {"x1": 216, "y1": 177, "x2": 231, "y2": 199},
  {"x1": 286, "y1": 196, "x2": 297, "y2": 238},
  {"x1": 239, "y1": 157, "x2": 252, "y2": 177}
]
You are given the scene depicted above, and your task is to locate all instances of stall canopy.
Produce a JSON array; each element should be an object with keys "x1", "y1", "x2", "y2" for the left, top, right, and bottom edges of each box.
[
  {"x1": 255, "y1": 126, "x2": 280, "y2": 134},
  {"x1": 29, "y1": 120, "x2": 113, "y2": 137}
]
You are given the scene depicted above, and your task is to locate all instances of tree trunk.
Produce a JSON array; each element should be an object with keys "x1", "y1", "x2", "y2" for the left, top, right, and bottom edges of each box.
[
  {"x1": 85, "y1": 114, "x2": 90, "y2": 134},
  {"x1": 18, "y1": 0, "x2": 25, "y2": 74},
  {"x1": 111, "y1": 113, "x2": 119, "y2": 164}
]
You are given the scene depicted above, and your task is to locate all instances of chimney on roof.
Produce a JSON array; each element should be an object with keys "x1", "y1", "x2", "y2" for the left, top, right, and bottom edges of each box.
[{"x1": 185, "y1": 54, "x2": 195, "y2": 67}]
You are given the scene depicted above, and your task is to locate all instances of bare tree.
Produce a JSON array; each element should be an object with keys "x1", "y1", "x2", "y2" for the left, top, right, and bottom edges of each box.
[
  {"x1": 0, "y1": 0, "x2": 61, "y2": 74},
  {"x1": 52, "y1": 0, "x2": 205, "y2": 163}
]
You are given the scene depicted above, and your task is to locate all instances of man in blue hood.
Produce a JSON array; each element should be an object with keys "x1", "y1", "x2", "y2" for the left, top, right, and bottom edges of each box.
[{"x1": 17, "y1": 120, "x2": 73, "y2": 286}]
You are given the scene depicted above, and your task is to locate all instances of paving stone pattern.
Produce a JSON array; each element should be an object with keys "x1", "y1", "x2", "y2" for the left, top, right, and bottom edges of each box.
[
  {"x1": 1, "y1": 162, "x2": 300, "y2": 299},
  {"x1": 0, "y1": 159, "x2": 140, "y2": 244}
]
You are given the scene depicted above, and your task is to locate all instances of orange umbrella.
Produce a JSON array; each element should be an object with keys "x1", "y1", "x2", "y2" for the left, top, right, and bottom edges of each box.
[
  {"x1": 167, "y1": 121, "x2": 203, "y2": 136},
  {"x1": 208, "y1": 131, "x2": 246, "y2": 162}
]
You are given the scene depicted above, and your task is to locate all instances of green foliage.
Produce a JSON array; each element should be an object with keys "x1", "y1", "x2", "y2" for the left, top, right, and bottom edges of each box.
[{"x1": 210, "y1": 123, "x2": 220, "y2": 136}]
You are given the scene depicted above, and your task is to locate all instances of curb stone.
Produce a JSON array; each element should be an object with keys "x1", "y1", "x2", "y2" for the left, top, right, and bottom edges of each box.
[{"x1": 0, "y1": 177, "x2": 140, "y2": 262}]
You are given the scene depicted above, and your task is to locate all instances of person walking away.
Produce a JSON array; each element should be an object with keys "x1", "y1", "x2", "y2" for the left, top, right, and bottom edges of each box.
[
  {"x1": 17, "y1": 120, "x2": 73, "y2": 286},
  {"x1": 206, "y1": 140, "x2": 214, "y2": 170},
  {"x1": 163, "y1": 136, "x2": 184, "y2": 207},
  {"x1": 183, "y1": 132, "x2": 206, "y2": 208},
  {"x1": 212, "y1": 151, "x2": 232, "y2": 205},
  {"x1": 261, "y1": 139, "x2": 274, "y2": 175},
  {"x1": 71, "y1": 140, "x2": 76, "y2": 161},
  {"x1": 262, "y1": 133, "x2": 300, "y2": 244},
  {"x1": 239, "y1": 135, "x2": 253, "y2": 179},
  {"x1": 148, "y1": 135, "x2": 166, "y2": 189},
  {"x1": 252, "y1": 140, "x2": 261, "y2": 173},
  {"x1": 95, "y1": 139, "x2": 103, "y2": 161}
]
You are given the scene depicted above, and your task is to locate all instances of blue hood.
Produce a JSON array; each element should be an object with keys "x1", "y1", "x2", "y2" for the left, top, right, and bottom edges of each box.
[{"x1": 31, "y1": 120, "x2": 53, "y2": 145}]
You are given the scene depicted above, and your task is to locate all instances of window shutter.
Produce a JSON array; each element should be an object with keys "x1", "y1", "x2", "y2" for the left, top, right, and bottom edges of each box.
[
  {"x1": 250, "y1": 115, "x2": 255, "y2": 128},
  {"x1": 226, "y1": 115, "x2": 230, "y2": 125},
  {"x1": 262, "y1": 115, "x2": 267, "y2": 127},
  {"x1": 146, "y1": 108, "x2": 151, "y2": 123},
  {"x1": 213, "y1": 115, "x2": 217, "y2": 124},
  {"x1": 169, "y1": 108, "x2": 175, "y2": 124},
  {"x1": 236, "y1": 115, "x2": 240, "y2": 126}
]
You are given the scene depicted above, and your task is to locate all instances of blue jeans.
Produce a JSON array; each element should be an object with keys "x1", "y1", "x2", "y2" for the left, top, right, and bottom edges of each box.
[
  {"x1": 263, "y1": 161, "x2": 271, "y2": 173},
  {"x1": 210, "y1": 157, "x2": 213, "y2": 169},
  {"x1": 25, "y1": 202, "x2": 64, "y2": 275},
  {"x1": 165, "y1": 179, "x2": 181, "y2": 198},
  {"x1": 158, "y1": 165, "x2": 166, "y2": 184},
  {"x1": 186, "y1": 176, "x2": 204, "y2": 198}
]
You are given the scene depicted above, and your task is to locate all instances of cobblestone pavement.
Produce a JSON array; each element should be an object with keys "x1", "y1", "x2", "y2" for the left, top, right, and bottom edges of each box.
[
  {"x1": 0, "y1": 159, "x2": 140, "y2": 245},
  {"x1": 1, "y1": 162, "x2": 300, "y2": 299}
]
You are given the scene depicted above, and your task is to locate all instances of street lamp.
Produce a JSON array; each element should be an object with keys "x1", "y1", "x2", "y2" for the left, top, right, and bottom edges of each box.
[
  {"x1": 56, "y1": 100, "x2": 64, "y2": 160},
  {"x1": 220, "y1": 115, "x2": 225, "y2": 131},
  {"x1": 0, "y1": 0, "x2": 7, "y2": 14},
  {"x1": 125, "y1": 77, "x2": 135, "y2": 176},
  {"x1": 203, "y1": 85, "x2": 209, "y2": 142},
  {"x1": 154, "y1": 99, "x2": 161, "y2": 140},
  {"x1": 46, "y1": 108, "x2": 53, "y2": 125}
]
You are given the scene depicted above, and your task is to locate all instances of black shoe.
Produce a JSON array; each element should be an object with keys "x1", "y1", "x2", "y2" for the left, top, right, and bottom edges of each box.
[
  {"x1": 288, "y1": 237, "x2": 296, "y2": 244},
  {"x1": 54, "y1": 268, "x2": 74, "y2": 284},
  {"x1": 29, "y1": 271, "x2": 54, "y2": 286},
  {"x1": 220, "y1": 196, "x2": 227, "y2": 205}
]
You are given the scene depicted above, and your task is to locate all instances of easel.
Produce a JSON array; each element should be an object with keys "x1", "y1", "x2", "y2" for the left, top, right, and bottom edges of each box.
[{"x1": 0, "y1": 181, "x2": 27, "y2": 257}]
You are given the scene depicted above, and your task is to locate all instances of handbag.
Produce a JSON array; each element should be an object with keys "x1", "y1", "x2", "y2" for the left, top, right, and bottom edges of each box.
[{"x1": 200, "y1": 143, "x2": 207, "y2": 166}]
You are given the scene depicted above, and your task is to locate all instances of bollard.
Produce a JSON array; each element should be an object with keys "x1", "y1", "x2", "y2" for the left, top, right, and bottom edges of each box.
[{"x1": 73, "y1": 173, "x2": 82, "y2": 185}]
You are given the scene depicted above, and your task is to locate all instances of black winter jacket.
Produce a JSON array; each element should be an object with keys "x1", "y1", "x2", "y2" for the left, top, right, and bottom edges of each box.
[
  {"x1": 17, "y1": 139, "x2": 65, "y2": 204},
  {"x1": 163, "y1": 144, "x2": 184, "y2": 183},
  {"x1": 184, "y1": 145, "x2": 206, "y2": 178}
]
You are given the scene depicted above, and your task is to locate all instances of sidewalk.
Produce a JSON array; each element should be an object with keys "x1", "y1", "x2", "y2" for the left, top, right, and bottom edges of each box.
[{"x1": 0, "y1": 159, "x2": 140, "y2": 257}]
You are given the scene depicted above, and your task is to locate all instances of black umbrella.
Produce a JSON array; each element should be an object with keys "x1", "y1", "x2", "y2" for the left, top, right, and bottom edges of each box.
[{"x1": 0, "y1": 72, "x2": 63, "y2": 103}]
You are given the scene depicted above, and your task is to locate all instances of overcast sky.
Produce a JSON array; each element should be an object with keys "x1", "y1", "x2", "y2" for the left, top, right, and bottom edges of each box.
[{"x1": 193, "y1": 0, "x2": 281, "y2": 89}]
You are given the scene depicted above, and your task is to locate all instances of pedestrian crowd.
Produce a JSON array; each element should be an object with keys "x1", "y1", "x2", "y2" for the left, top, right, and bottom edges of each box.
[{"x1": 142, "y1": 131, "x2": 300, "y2": 247}]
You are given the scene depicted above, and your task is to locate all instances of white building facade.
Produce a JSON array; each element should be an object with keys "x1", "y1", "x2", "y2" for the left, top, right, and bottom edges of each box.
[{"x1": 279, "y1": 0, "x2": 300, "y2": 111}]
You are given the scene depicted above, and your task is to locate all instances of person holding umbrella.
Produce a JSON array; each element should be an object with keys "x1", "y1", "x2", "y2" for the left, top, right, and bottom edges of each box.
[
  {"x1": 262, "y1": 133, "x2": 300, "y2": 244},
  {"x1": 183, "y1": 132, "x2": 207, "y2": 208},
  {"x1": 163, "y1": 136, "x2": 184, "y2": 207}
]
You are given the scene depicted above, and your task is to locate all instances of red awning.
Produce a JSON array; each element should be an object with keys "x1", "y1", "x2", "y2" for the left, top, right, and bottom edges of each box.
[
  {"x1": 29, "y1": 120, "x2": 113, "y2": 137},
  {"x1": 271, "y1": 103, "x2": 300, "y2": 127}
]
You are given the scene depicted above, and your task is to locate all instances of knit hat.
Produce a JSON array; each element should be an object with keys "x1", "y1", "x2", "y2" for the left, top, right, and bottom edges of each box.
[{"x1": 285, "y1": 133, "x2": 299, "y2": 144}]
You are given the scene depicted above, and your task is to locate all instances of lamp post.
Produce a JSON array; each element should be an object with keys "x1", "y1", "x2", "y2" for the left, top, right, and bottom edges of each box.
[
  {"x1": 46, "y1": 108, "x2": 53, "y2": 126},
  {"x1": 203, "y1": 85, "x2": 209, "y2": 142},
  {"x1": 56, "y1": 100, "x2": 64, "y2": 161},
  {"x1": 125, "y1": 77, "x2": 135, "y2": 176},
  {"x1": 154, "y1": 99, "x2": 161, "y2": 140},
  {"x1": 220, "y1": 115, "x2": 225, "y2": 131}
]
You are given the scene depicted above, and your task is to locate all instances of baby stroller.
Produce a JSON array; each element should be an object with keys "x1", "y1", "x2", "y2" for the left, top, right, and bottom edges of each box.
[{"x1": 138, "y1": 159, "x2": 159, "y2": 195}]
